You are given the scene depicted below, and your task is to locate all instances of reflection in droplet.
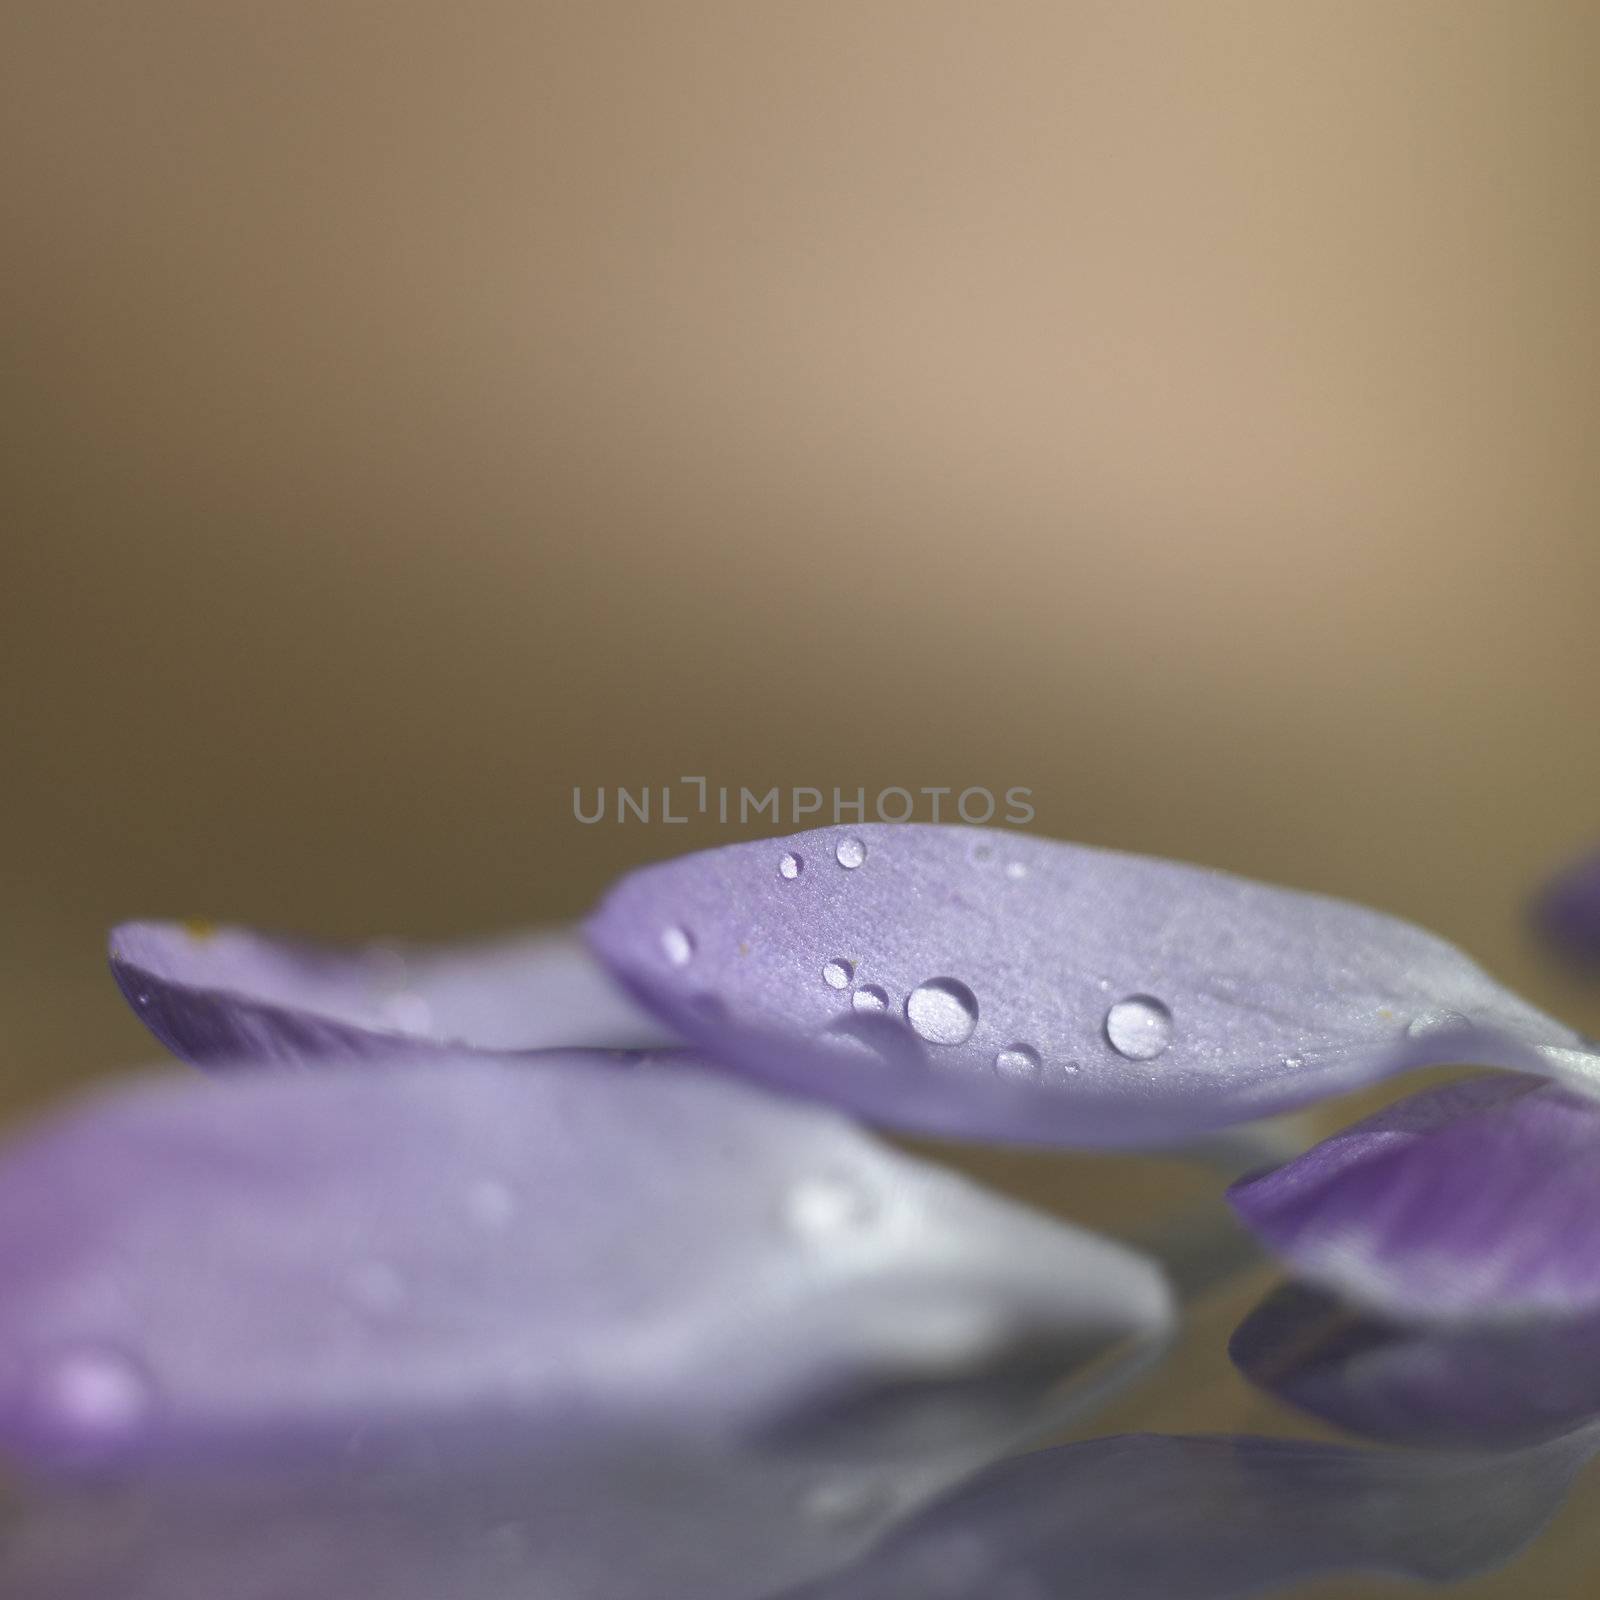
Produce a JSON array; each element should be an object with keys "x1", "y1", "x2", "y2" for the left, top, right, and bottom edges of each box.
[
  {"x1": 1104, "y1": 996, "x2": 1173, "y2": 1060},
  {"x1": 823, "y1": 959, "x2": 854, "y2": 990},
  {"x1": 1005, "y1": 861, "x2": 1028, "y2": 880},
  {"x1": 905, "y1": 979, "x2": 979, "y2": 1045},
  {"x1": 852, "y1": 984, "x2": 889, "y2": 1013},
  {"x1": 994, "y1": 1044, "x2": 1042, "y2": 1080},
  {"x1": 29, "y1": 1345, "x2": 155, "y2": 1450},
  {"x1": 784, "y1": 1174, "x2": 877, "y2": 1238},
  {"x1": 836, "y1": 837, "x2": 868, "y2": 869},
  {"x1": 660, "y1": 925, "x2": 695, "y2": 966},
  {"x1": 779, "y1": 852, "x2": 803, "y2": 880}
]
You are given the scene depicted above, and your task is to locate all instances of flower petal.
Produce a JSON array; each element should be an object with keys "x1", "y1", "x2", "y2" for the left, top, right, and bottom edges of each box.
[
  {"x1": 1231, "y1": 1280, "x2": 1600, "y2": 1450},
  {"x1": 584, "y1": 824, "x2": 1591, "y2": 1146},
  {"x1": 1533, "y1": 846, "x2": 1600, "y2": 968},
  {"x1": 782, "y1": 1430, "x2": 1586, "y2": 1599},
  {"x1": 1228, "y1": 1074, "x2": 1600, "y2": 1321},
  {"x1": 110, "y1": 921, "x2": 676, "y2": 1067},
  {"x1": 0, "y1": 1052, "x2": 1172, "y2": 1477}
]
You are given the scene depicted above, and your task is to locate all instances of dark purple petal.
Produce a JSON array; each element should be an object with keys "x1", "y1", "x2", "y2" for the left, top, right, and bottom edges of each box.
[
  {"x1": 0, "y1": 1052, "x2": 1172, "y2": 1477},
  {"x1": 1533, "y1": 846, "x2": 1600, "y2": 968},
  {"x1": 584, "y1": 824, "x2": 1592, "y2": 1147},
  {"x1": 1228, "y1": 1074, "x2": 1600, "y2": 1321},
  {"x1": 781, "y1": 1430, "x2": 1586, "y2": 1600},
  {"x1": 1231, "y1": 1280, "x2": 1600, "y2": 1450},
  {"x1": 110, "y1": 921, "x2": 676, "y2": 1068}
]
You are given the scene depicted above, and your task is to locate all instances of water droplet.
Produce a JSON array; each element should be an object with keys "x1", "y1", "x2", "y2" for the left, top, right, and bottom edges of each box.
[
  {"x1": 348, "y1": 1261, "x2": 406, "y2": 1313},
  {"x1": 784, "y1": 1174, "x2": 877, "y2": 1238},
  {"x1": 466, "y1": 1179, "x2": 516, "y2": 1229},
  {"x1": 803, "y1": 1479, "x2": 893, "y2": 1528},
  {"x1": 1104, "y1": 996, "x2": 1173, "y2": 1060},
  {"x1": 660, "y1": 925, "x2": 694, "y2": 966},
  {"x1": 905, "y1": 978, "x2": 979, "y2": 1045},
  {"x1": 851, "y1": 984, "x2": 888, "y2": 1012},
  {"x1": 822, "y1": 958, "x2": 854, "y2": 990},
  {"x1": 29, "y1": 1345, "x2": 154, "y2": 1450},
  {"x1": 1282, "y1": 1054, "x2": 1305, "y2": 1071},
  {"x1": 779, "y1": 852, "x2": 803, "y2": 880},
  {"x1": 994, "y1": 1044, "x2": 1042, "y2": 1079},
  {"x1": 380, "y1": 991, "x2": 433, "y2": 1033},
  {"x1": 835, "y1": 837, "x2": 867, "y2": 869},
  {"x1": 1004, "y1": 861, "x2": 1028, "y2": 880}
]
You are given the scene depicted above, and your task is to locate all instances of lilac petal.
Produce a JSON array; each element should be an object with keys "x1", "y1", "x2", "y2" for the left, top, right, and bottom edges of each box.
[
  {"x1": 0, "y1": 1052, "x2": 1172, "y2": 1480},
  {"x1": 110, "y1": 921, "x2": 676, "y2": 1067},
  {"x1": 1228, "y1": 1073, "x2": 1600, "y2": 1321},
  {"x1": 782, "y1": 1430, "x2": 1585, "y2": 1600},
  {"x1": 1231, "y1": 1280, "x2": 1600, "y2": 1450},
  {"x1": 584, "y1": 824, "x2": 1593, "y2": 1147},
  {"x1": 1533, "y1": 846, "x2": 1600, "y2": 968}
]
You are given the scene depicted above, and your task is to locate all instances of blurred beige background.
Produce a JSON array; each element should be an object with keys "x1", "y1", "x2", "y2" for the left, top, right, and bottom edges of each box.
[{"x1": 2, "y1": 4, "x2": 1598, "y2": 1592}]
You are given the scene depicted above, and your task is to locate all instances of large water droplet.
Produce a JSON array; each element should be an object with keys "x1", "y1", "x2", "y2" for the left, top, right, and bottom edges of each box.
[
  {"x1": 994, "y1": 1044, "x2": 1041, "y2": 1080},
  {"x1": 822, "y1": 958, "x2": 854, "y2": 990},
  {"x1": 779, "y1": 852, "x2": 803, "y2": 880},
  {"x1": 835, "y1": 837, "x2": 867, "y2": 869},
  {"x1": 29, "y1": 1345, "x2": 154, "y2": 1450},
  {"x1": 660, "y1": 925, "x2": 695, "y2": 966},
  {"x1": 851, "y1": 983, "x2": 888, "y2": 1013},
  {"x1": 784, "y1": 1174, "x2": 877, "y2": 1238},
  {"x1": 1104, "y1": 996, "x2": 1173, "y2": 1060},
  {"x1": 905, "y1": 978, "x2": 979, "y2": 1045}
]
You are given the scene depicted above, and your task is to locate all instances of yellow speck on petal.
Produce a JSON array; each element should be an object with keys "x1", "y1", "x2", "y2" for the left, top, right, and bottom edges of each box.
[
  {"x1": 738, "y1": 942, "x2": 751, "y2": 957},
  {"x1": 182, "y1": 918, "x2": 219, "y2": 943}
]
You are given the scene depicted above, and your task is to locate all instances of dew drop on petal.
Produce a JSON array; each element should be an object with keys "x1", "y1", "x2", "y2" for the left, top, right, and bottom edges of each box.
[
  {"x1": 851, "y1": 983, "x2": 889, "y2": 1013},
  {"x1": 835, "y1": 837, "x2": 868, "y2": 869},
  {"x1": 779, "y1": 852, "x2": 803, "y2": 880},
  {"x1": 994, "y1": 1044, "x2": 1042, "y2": 1080},
  {"x1": 783, "y1": 1174, "x2": 877, "y2": 1239},
  {"x1": 660, "y1": 925, "x2": 695, "y2": 966},
  {"x1": 1104, "y1": 996, "x2": 1174, "y2": 1060},
  {"x1": 1004, "y1": 861, "x2": 1028, "y2": 880},
  {"x1": 28, "y1": 1345, "x2": 155, "y2": 1451},
  {"x1": 822, "y1": 959, "x2": 854, "y2": 990},
  {"x1": 905, "y1": 979, "x2": 979, "y2": 1046}
]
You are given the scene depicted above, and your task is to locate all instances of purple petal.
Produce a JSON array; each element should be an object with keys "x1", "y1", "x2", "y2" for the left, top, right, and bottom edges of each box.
[
  {"x1": 1228, "y1": 1074, "x2": 1600, "y2": 1321},
  {"x1": 782, "y1": 1430, "x2": 1586, "y2": 1600},
  {"x1": 584, "y1": 824, "x2": 1592, "y2": 1147},
  {"x1": 1533, "y1": 846, "x2": 1600, "y2": 968},
  {"x1": 0, "y1": 1052, "x2": 1172, "y2": 1478},
  {"x1": 1231, "y1": 1280, "x2": 1600, "y2": 1450},
  {"x1": 110, "y1": 921, "x2": 676, "y2": 1068}
]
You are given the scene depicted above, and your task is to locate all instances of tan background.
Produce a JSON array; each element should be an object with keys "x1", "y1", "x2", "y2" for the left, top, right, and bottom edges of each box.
[{"x1": 2, "y1": 4, "x2": 1598, "y2": 1594}]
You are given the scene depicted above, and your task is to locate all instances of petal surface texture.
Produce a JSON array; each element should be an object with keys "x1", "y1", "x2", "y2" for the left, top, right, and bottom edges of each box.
[
  {"x1": 1231, "y1": 1280, "x2": 1600, "y2": 1450},
  {"x1": 780, "y1": 1430, "x2": 1584, "y2": 1600},
  {"x1": 110, "y1": 922, "x2": 676, "y2": 1067},
  {"x1": 0, "y1": 1053, "x2": 1172, "y2": 1479},
  {"x1": 1228, "y1": 1074, "x2": 1600, "y2": 1322},
  {"x1": 584, "y1": 824, "x2": 1590, "y2": 1146}
]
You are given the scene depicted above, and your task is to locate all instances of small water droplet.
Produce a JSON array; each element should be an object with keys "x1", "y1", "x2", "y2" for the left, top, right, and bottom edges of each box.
[
  {"x1": 835, "y1": 837, "x2": 867, "y2": 869},
  {"x1": 803, "y1": 1479, "x2": 893, "y2": 1528},
  {"x1": 1104, "y1": 996, "x2": 1173, "y2": 1060},
  {"x1": 779, "y1": 852, "x2": 803, "y2": 880},
  {"x1": 969, "y1": 840, "x2": 995, "y2": 864},
  {"x1": 905, "y1": 978, "x2": 979, "y2": 1045},
  {"x1": 467, "y1": 1179, "x2": 516, "y2": 1228},
  {"x1": 660, "y1": 925, "x2": 695, "y2": 966},
  {"x1": 822, "y1": 958, "x2": 854, "y2": 989},
  {"x1": 1096, "y1": 976, "x2": 1112, "y2": 993},
  {"x1": 851, "y1": 984, "x2": 889, "y2": 1012},
  {"x1": 380, "y1": 991, "x2": 433, "y2": 1033},
  {"x1": 1283, "y1": 1054, "x2": 1305, "y2": 1071},
  {"x1": 994, "y1": 1044, "x2": 1042, "y2": 1079},
  {"x1": 784, "y1": 1174, "x2": 877, "y2": 1238},
  {"x1": 29, "y1": 1345, "x2": 154, "y2": 1450},
  {"x1": 1004, "y1": 861, "x2": 1028, "y2": 880},
  {"x1": 134, "y1": 991, "x2": 151, "y2": 1009}
]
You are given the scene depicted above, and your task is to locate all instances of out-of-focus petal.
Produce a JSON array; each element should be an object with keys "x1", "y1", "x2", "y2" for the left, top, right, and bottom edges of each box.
[
  {"x1": 109, "y1": 922, "x2": 676, "y2": 1067},
  {"x1": 1228, "y1": 1074, "x2": 1600, "y2": 1321},
  {"x1": 1533, "y1": 846, "x2": 1600, "y2": 968},
  {"x1": 780, "y1": 1430, "x2": 1586, "y2": 1600},
  {"x1": 1231, "y1": 1280, "x2": 1600, "y2": 1450},
  {"x1": 584, "y1": 824, "x2": 1591, "y2": 1147},
  {"x1": 0, "y1": 1052, "x2": 1172, "y2": 1480}
]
